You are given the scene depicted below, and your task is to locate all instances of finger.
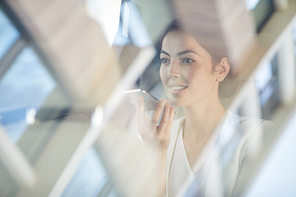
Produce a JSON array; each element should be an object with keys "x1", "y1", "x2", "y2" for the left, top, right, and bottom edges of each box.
[
  {"x1": 150, "y1": 98, "x2": 166, "y2": 127},
  {"x1": 158, "y1": 100, "x2": 171, "y2": 134},
  {"x1": 163, "y1": 105, "x2": 175, "y2": 138}
]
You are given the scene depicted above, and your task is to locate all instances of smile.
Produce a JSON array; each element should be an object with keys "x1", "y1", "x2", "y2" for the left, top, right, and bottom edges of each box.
[{"x1": 169, "y1": 85, "x2": 188, "y2": 94}]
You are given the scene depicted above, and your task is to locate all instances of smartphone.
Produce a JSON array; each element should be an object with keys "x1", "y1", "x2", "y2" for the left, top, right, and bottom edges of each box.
[{"x1": 122, "y1": 89, "x2": 160, "y2": 112}]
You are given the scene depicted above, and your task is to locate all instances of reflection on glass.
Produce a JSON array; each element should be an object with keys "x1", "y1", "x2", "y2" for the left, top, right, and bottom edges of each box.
[
  {"x1": 0, "y1": 0, "x2": 295, "y2": 196},
  {"x1": 61, "y1": 147, "x2": 111, "y2": 197},
  {"x1": 113, "y1": 1, "x2": 153, "y2": 48},
  {"x1": 246, "y1": 109, "x2": 296, "y2": 197},
  {"x1": 255, "y1": 55, "x2": 280, "y2": 119},
  {"x1": 255, "y1": 62, "x2": 273, "y2": 105},
  {"x1": 0, "y1": 8, "x2": 20, "y2": 60},
  {"x1": 245, "y1": 0, "x2": 260, "y2": 10},
  {"x1": 107, "y1": 189, "x2": 119, "y2": 197},
  {"x1": 113, "y1": 22, "x2": 130, "y2": 46},
  {"x1": 293, "y1": 22, "x2": 296, "y2": 56},
  {"x1": 125, "y1": 1, "x2": 152, "y2": 47},
  {"x1": 85, "y1": 0, "x2": 121, "y2": 45},
  {"x1": 0, "y1": 47, "x2": 56, "y2": 142}
]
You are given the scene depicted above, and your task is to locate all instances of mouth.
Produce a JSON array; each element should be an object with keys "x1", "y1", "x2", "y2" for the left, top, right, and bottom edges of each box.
[{"x1": 168, "y1": 85, "x2": 188, "y2": 94}]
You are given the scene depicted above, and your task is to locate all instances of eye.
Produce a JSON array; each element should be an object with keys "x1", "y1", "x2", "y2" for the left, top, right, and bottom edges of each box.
[
  {"x1": 161, "y1": 58, "x2": 169, "y2": 65},
  {"x1": 182, "y1": 58, "x2": 195, "y2": 64}
]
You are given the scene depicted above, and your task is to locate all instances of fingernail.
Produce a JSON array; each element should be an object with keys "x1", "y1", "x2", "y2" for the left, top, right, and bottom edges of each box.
[{"x1": 161, "y1": 98, "x2": 166, "y2": 104}]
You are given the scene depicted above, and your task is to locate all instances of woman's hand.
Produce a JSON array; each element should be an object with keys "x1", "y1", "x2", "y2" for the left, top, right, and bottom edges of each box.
[{"x1": 137, "y1": 97, "x2": 175, "y2": 152}]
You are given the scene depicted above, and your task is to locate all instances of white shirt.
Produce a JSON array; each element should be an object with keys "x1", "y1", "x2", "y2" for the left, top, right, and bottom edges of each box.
[
  {"x1": 166, "y1": 110, "x2": 272, "y2": 197},
  {"x1": 168, "y1": 115, "x2": 225, "y2": 197}
]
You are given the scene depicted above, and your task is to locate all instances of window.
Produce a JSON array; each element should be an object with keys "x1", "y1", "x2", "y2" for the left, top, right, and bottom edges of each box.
[
  {"x1": 293, "y1": 22, "x2": 296, "y2": 56},
  {"x1": 61, "y1": 147, "x2": 118, "y2": 197},
  {"x1": 245, "y1": 0, "x2": 275, "y2": 32},
  {"x1": 113, "y1": 1, "x2": 152, "y2": 47},
  {"x1": 0, "y1": 8, "x2": 19, "y2": 60},
  {"x1": 255, "y1": 54, "x2": 280, "y2": 119},
  {"x1": 0, "y1": 3, "x2": 72, "y2": 196},
  {"x1": 0, "y1": 47, "x2": 56, "y2": 142}
]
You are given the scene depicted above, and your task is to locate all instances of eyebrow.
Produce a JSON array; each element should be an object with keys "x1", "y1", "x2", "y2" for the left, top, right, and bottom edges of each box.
[
  {"x1": 160, "y1": 50, "x2": 198, "y2": 57},
  {"x1": 161, "y1": 50, "x2": 170, "y2": 57},
  {"x1": 177, "y1": 50, "x2": 198, "y2": 56}
]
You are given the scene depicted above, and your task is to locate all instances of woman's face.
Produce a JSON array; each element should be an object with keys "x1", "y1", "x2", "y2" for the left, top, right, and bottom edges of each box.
[{"x1": 159, "y1": 31, "x2": 219, "y2": 107}]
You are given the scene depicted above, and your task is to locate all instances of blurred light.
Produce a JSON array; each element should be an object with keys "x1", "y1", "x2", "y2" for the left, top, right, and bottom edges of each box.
[
  {"x1": 91, "y1": 105, "x2": 104, "y2": 127},
  {"x1": 126, "y1": 1, "x2": 152, "y2": 47},
  {"x1": 260, "y1": 85, "x2": 273, "y2": 106},
  {"x1": 26, "y1": 108, "x2": 36, "y2": 125},
  {"x1": 255, "y1": 62, "x2": 273, "y2": 91},
  {"x1": 122, "y1": 2, "x2": 130, "y2": 38},
  {"x1": 85, "y1": 0, "x2": 121, "y2": 46},
  {"x1": 293, "y1": 22, "x2": 296, "y2": 56},
  {"x1": 112, "y1": 22, "x2": 130, "y2": 45}
]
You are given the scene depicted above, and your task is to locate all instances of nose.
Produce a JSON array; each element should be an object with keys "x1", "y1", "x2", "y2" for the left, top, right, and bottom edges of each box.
[{"x1": 167, "y1": 60, "x2": 181, "y2": 79}]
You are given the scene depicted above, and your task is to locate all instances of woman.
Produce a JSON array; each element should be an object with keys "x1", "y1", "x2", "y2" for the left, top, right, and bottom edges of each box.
[{"x1": 137, "y1": 14, "x2": 270, "y2": 197}]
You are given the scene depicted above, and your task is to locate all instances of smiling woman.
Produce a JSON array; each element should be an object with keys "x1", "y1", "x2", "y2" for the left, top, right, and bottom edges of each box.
[
  {"x1": 159, "y1": 14, "x2": 238, "y2": 100},
  {"x1": 137, "y1": 13, "x2": 271, "y2": 197},
  {"x1": 158, "y1": 14, "x2": 233, "y2": 196},
  {"x1": 160, "y1": 30, "x2": 224, "y2": 107}
]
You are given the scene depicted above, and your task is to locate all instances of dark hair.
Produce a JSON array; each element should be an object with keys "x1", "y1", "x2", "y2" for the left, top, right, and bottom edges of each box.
[{"x1": 158, "y1": 13, "x2": 238, "y2": 98}]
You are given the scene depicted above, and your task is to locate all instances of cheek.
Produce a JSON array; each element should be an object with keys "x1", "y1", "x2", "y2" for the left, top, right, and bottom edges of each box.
[
  {"x1": 159, "y1": 67, "x2": 167, "y2": 83},
  {"x1": 185, "y1": 67, "x2": 213, "y2": 89},
  {"x1": 184, "y1": 68, "x2": 198, "y2": 84}
]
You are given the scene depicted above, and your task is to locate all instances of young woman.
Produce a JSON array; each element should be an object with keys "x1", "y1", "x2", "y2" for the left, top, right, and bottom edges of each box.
[{"x1": 137, "y1": 14, "x2": 270, "y2": 197}]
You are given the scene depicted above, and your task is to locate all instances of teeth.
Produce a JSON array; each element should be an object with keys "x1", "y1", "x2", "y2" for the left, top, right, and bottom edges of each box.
[{"x1": 171, "y1": 86, "x2": 187, "y2": 90}]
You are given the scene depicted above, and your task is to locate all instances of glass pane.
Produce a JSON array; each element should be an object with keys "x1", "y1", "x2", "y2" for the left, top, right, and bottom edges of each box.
[
  {"x1": 61, "y1": 147, "x2": 113, "y2": 197},
  {"x1": 0, "y1": 8, "x2": 20, "y2": 60},
  {"x1": 255, "y1": 62, "x2": 273, "y2": 91},
  {"x1": 255, "y1": 54, "x2": 280, "y2": 119},
  {"x1": 0, "y1": 47, "x2": 56, "y2": 142},
  {"x1": 253, "y1": 0, "x2": 275, "y2": 32},
  {"x1": 246, "y1": 110, "x2": 296, "y2": 197},
  {"x1": 293, "y1": 22, "x2": 296, "y2": 56},
  {"x1": 245, "y1": 0, "x2": 260, "y2": 10}
]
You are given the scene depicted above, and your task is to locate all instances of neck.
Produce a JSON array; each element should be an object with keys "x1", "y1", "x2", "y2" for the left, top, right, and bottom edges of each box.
[{"x1": 183, "y1": 94, "x2": 226, "y2": 140}]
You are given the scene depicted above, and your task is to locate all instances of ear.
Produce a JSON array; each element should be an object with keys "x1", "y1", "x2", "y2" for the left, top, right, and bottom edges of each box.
[{"x1": 214, "y1": 58, "x2": 230, "y2": 82}]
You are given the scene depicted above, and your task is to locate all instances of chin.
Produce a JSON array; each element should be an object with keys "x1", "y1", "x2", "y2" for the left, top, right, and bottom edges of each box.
[{"x1": 168, "y1": 96, "x2": 187, "y2": 107}]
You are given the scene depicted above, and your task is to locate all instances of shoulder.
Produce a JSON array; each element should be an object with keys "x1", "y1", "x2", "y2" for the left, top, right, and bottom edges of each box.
[
  {"x1": 226, "y1": 110, "x2": 273, "y2": 137},
  {"x1": 225, "y1": 111, "x2": 273, "y2": 169},
  {"x1": 220, "y1": 110, "x2": 273, "y2": 170},
  {"x1": 221, "y1": 111, "x2": 273, "y2": 194}
]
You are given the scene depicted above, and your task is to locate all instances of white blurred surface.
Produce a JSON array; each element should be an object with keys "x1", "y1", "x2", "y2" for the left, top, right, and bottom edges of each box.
[
  {"x1": 246, "y1": 109, "x2": 296, "y2": 197},
  {"x1": 85, "y1": 0, "x2": 121, "y2": 46}
]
